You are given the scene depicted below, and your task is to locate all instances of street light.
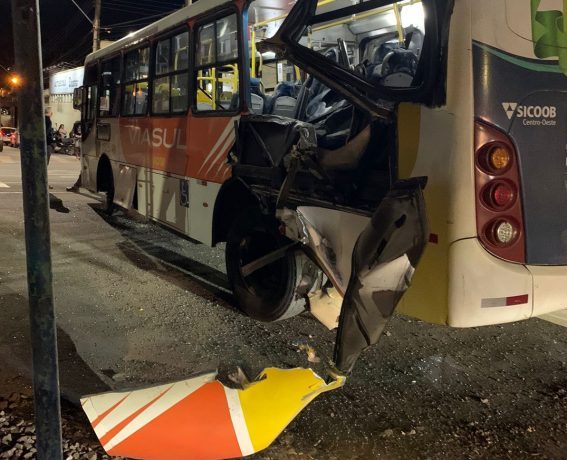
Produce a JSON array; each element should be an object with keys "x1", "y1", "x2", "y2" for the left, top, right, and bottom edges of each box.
[{"x1": 10, "y1": 75, "x2": 21, "y2": 86}]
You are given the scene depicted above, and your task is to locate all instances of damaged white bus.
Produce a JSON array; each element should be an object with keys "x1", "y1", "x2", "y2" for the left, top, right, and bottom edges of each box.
[{"x1": 77, "y1": 0, "x2": 567, "y2": 375}]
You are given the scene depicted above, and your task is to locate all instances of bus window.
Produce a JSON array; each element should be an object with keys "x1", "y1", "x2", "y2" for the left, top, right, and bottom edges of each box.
[
  {"x1": 152, "y1": 30, "x2": 189, "y2": 114},
  {"x1": 99, "y1": 56, "x2": 121, "y2": 117},
  {"x1": 195, "y1": 14, "x2": 240, "y2": 112},
  {"x1": 216, "y1": 14, "x2": 238, "y2": 62},
  {"x1": 122, "y1": 47, "x2": 150, "y2": 116}
]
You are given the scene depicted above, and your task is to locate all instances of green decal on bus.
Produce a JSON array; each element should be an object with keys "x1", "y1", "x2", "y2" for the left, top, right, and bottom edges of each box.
[{"x1": 531, "y1": 0, "x2": 567, "y2": 75}]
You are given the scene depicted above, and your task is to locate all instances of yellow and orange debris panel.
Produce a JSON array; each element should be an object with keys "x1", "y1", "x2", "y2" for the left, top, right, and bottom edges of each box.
[{"x1": 81, "y1": 367, "x2": 345, "y2": 459}]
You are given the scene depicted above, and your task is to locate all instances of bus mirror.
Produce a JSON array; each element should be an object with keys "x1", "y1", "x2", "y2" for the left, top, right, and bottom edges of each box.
[{"x1": 73, "y1": 87, "x2": 83, "y2": 111}]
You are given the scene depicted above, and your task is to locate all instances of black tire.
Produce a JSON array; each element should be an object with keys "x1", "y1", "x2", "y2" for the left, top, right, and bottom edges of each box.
[{"x1": 226, "y1": 208, "x2": 312, "y2": 322}]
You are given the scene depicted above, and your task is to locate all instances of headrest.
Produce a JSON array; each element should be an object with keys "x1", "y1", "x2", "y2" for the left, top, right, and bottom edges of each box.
[
  {"x1": 273, "y1": 81, "x2": 297, "y2": 98},
  {"x1": 372, "y1": 41, "x2": 399, "y2": 65},
  {"x1": 381, "y1": 49, "x2": 419, "y2": 77}
]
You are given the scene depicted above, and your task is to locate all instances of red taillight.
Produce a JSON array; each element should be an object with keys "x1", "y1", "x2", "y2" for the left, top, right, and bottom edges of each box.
[
  {"x1": 481, "y1": 180, "x2": 516, "y2": 210},
  {"x1": 475, "y1": 120, "x2": 525, "y2": 263},
  {"x1": 492, "y1": 183, "x2": 514, "y2": 207}
]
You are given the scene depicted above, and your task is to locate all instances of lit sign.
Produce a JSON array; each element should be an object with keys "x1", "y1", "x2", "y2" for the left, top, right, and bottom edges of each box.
[{"x1": 49, "y1": 67, "x2": 84, "y2": 95}]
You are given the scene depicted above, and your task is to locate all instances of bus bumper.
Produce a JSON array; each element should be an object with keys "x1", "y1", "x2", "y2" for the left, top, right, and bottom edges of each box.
[
  {"x1": 448, "y1": 238, "x2": 567, "y2": 327},
  {"x1": 529, "y1": 265, "x2": 567, "y2": 318}
]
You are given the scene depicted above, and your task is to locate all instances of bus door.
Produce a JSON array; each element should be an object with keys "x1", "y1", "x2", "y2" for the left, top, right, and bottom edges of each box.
[
  {"x1": 254, "y1": 0, "x2": 454, "y2": 373},
  {"x1": 186, "y1": 11, "x2": 243, "y2": 244},
  {"x1": 134, "y1": 33, "x2": 190, "y2": 234},
  {"x1": 79, "y1": 64, "x2": 99, "y2": 190}
]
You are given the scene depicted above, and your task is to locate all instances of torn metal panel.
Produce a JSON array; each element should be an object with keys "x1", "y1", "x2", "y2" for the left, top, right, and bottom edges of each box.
[
  {"x1": 309, "y1": 287, "x2": 342, "y2": 330},
  {"x1": 333, "y1": 179, "x2": 429, "y2": 374},
  {"x1": 278, "y1": 206, "x2": 369, "y2": 295},
  {"x1": 81, "y1": 367, "x2": 345, "y2": 460},
  {"x1": 318, "y1": 125, "x2": 371, "y2": 171},
  {"x1": 238, "y1": 115, "x2": 317, "y2": 168}
]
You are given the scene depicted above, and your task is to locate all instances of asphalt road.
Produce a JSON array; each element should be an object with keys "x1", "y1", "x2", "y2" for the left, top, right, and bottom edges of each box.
[{"x1": 0, "y1": 146, "x2": 566, "y2": 459}]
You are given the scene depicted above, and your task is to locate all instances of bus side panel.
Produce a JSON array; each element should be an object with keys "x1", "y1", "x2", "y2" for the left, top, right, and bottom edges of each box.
[
  {"x1": 448, "y1": 238, "x2": 532, "y2": 327},
  {"x1": 134, "y1": 169, "x2": 221, "y2": 246},
  {"x1": 398, "y1": 0, "x2": 474, "y2": 325},
  {"x1": 530, "y1": 266, "x2": 567, "y2": 316},
  {"x1": 185, "y1": 116, "x2": 238, "y2": 183},
  {"x1": 80, "y1": 114, "x2": 236, "y2": 246},
  {"x1": 397, "y1": 108, "x2": 453, "y2": 325},
  {"x1": 188, "y1": 180, "x2": 222, "y2": 245}
]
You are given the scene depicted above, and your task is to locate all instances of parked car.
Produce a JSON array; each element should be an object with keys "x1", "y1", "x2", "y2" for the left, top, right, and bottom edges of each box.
[
  {"x1": 9, "y1": 130, "x2": 19, "y2": 148},
  {"x1": 0, "y1": 127, "x2": 16, "y2": 144}
]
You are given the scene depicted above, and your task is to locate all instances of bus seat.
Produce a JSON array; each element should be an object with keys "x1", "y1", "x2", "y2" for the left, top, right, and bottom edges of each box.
[
  {"x1": 373, "y1": 41, "x2": 399, "y2": 65},
  {"x1": 265, "y1": 81, "x2": 297, "y2": 114},
  {"x1": 379, "y1": 49, "x2": 418, "y2": 88},
  {"x1": 250, "y1": 93, "x2": 264, "y2": 114},
  {"x1": 272, "y1": 96, "x2": 297, "y2": 118},
  {"x1": 369, "y1": 41, "x2": 400, "y2": 81},
  {"x1": 251, "y1": 78, "x2": 267, "y2": 102}
]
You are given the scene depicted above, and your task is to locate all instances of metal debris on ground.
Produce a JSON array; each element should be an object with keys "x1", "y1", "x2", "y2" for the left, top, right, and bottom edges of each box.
[
  {"x1": 81, "y1": 367, "x2": 345, "y2": 459},
  {"x1": 298, "y1": 344, "x2": 322, "y2": 363}
]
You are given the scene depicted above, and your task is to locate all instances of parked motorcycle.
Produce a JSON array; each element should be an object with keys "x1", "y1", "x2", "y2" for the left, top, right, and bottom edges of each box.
[{"x1": 51, "y1": 132, "x2": 75, "y2": 155}]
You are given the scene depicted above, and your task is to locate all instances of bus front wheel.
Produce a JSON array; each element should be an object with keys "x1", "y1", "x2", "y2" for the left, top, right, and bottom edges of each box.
[{"x1": 226, "y1": 208, "x2": 314, "y2": 322}]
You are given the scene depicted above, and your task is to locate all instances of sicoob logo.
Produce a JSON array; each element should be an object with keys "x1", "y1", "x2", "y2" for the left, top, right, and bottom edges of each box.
[
  {"x1": 502, "y1": 102, "x2": 518, "y2": 119},
  {"x1": 502, "y1": 102, "x2": 557, "y2": 126}
]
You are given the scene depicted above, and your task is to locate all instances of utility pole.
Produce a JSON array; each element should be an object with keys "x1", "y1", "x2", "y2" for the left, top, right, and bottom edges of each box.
[
  {"x1": 93, "y1": 0, "x2": 101, "y2": 52},
  {"x1": 11, "y1": 0, "x2": 63, "y2": 458}
]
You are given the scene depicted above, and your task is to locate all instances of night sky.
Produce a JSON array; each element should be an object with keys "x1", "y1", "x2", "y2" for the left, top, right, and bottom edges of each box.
[{"x1": 0, "y1": 0, "x2": 185, "y2": 82}]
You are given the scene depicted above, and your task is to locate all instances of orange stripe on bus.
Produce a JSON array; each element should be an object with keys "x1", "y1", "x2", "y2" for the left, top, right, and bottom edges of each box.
[
  {"x1": 99, "y1": 387, "x2": 172, "y2": 447},
  {"x1": 107, "y1": 381, "x2": 242, "y2": 460},
  {"x1": 91, "y1": 394, "x2": 129, "y2": 429}
]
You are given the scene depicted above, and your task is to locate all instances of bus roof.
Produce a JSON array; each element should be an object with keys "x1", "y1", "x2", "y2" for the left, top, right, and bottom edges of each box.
[{"x1": 84, "y1": 0, "x2": 233, "y2": 65}]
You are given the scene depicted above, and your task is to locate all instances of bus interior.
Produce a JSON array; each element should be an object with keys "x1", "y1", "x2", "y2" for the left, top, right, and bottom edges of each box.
[{"x1": 235, "y1": 0, "x2": 429, "y2": 214}]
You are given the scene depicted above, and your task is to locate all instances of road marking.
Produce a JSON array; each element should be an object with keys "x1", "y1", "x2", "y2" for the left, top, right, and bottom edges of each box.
[{"x1": 0, "y1": 182, "x2": 9, "y2": 188}]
